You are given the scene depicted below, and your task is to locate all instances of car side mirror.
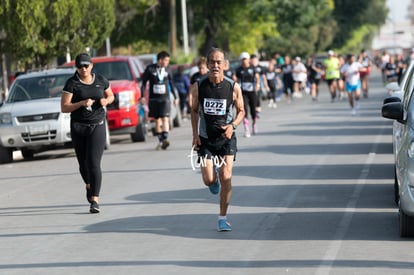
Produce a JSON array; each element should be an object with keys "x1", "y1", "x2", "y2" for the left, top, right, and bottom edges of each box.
[
  {"x1": 382, "y1": 102, "x2": 404, "y2": 122},
  {"x1": 383, "y1": 96, "x2": 401, "y2": 105}
]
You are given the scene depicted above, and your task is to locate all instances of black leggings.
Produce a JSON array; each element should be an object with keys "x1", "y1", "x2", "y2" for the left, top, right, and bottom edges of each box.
[
  {"x1": 242, "y1": 92, "x2": 257, "y2": 120},
  {"x1": 71, "y1": 121, "x2": 106, "y2": 197}
]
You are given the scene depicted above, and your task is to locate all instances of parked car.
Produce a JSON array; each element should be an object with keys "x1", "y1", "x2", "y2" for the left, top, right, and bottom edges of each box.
[
  {"x1": 0, "y1": 68, "x2": 110, "y2": 163},
  {"x1": 136, "y1": 53, "x2": 157, "y2": 67},
  {"x1": 381, "y1": 62, "x2": 414, "y2": 237},
  {"x1": 62, "y1": 56, "x2": 147, "y2": 142}
]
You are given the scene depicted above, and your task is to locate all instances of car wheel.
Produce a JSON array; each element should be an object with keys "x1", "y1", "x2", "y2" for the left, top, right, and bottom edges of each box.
[
  {"x1": 394, "y1": 167, "x2": 399, "y2": 206},
  {"x1": 21, "y1": 149, "x2": 34, "y2": 160},
  {"x1": 399, "y1": 208, "x2": 414, "y2": 237},
  {"x1": 130, "y1": 122, "x2": 146, "y2": 142},
  {"x1": 0, "y1": 146, "x2": 13, "y2": 164}
]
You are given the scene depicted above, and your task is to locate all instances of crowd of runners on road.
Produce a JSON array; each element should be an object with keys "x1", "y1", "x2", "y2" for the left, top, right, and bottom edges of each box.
[
  {"x1": 64, "y1": 48, "x2": 414, "y2": 230},
  {"x1": 173, "y1": 48, "x2": 414, "y2": 139}
]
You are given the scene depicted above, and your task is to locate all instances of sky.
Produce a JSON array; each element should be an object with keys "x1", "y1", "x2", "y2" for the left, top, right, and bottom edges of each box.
[
  {"x1": 371, "y1": 0, "x2": 412, "y2": 50},
  {"x1": 387, "y1": 0, "x2": 410, "y2": 23}
]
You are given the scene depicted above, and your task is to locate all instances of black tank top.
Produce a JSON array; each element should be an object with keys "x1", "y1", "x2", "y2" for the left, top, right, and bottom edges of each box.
[
  {"x1": 198, "y1": 76, "x2": 235, "y2": 139},
  {"x1": 142, "y1": 64, "x2": 171, "y2": 100},
  {"x1": 236, "y1": 65, "x2": 256, "y2": 92}
]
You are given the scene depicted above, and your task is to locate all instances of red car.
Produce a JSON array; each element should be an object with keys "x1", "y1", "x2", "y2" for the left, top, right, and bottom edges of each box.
[{"x1": 62, "y1": 56, "x2": 147, "y2": 142}]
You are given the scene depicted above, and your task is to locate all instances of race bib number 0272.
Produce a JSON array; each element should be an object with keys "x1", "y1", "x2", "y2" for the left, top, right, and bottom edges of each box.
[{"x1": 203, "y1": 98, "x2": 226, "y2": 115}]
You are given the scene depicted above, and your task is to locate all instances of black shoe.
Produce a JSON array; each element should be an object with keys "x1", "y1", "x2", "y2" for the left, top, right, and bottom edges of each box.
[
  {"x1": 86, "y1": 188, "x2": 92, "y2": 203},
  {"x1": 89, "y1": 201, "x2": 100, "y2": 213},
  {"x1": 161, "y1": 140, "x2": 170, "y2": 150}
]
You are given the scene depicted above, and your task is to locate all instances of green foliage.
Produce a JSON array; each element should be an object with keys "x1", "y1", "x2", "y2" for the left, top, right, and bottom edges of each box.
[
  {"x1": 337, "y1": 24, "x2": 378, "y2": 55},
  {"x1": 264, "y1": 0, "x2": 336, "y2": 57},
  {"x1": 0, "y1": 0, "x2": 390, "y2": 68},
  {"x1": 107, "y1": 0, "x2": 387, "y2": 60},
  {"x1": 331, "y1": 0, "x2": 388, "y2": 49},
  {"x1": 0, "y1": 0, "x2": 115, "y2": 67},
  {"x1": 111, "y1": 0, "x2": 166, "y2": 48}
]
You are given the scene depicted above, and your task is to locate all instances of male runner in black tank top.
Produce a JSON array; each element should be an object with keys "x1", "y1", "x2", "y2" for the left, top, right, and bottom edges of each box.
[
  {"x1": 141, "y1": 51, "x2": 178, "y2": 150},
  {"x1": 190, "y1": 48, "x2": 245, "y2": 232}
]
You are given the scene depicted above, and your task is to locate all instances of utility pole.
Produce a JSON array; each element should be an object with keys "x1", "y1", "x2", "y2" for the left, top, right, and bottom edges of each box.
[
  {"x1": 170, "y1": 0, "x2": 177, "y2": 56},
  {"x1": 181, "y1": 0, "x2": 189, "y2": 55}
]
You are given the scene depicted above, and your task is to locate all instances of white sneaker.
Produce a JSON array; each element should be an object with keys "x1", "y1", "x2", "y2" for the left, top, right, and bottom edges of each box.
[
  {"x1": 268, "y1": 99, "x2": 274, "y2": 108},
  {"x1": 243, "y1": 119, "x2": 250, "y2": 137},
  {"x1": 355, "y1": 101, "x2": 360, "y2": 109},
  {"x1": 351, "y1": 108, "x2": 356, "y2": 116},
  {"x1": 244, "y1": 129, "x2": 251, "y2": 138}
]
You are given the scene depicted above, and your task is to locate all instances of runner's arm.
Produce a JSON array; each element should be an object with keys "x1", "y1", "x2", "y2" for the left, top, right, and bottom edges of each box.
[
  {"x1": 190, "y1": 82, "x2": 201, "y2": 147},
  {"x1": 222, "y1": 82, "x2": 245, "y2": 139}
]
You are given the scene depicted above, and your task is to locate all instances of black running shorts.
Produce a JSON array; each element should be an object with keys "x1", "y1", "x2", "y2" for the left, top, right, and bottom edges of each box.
[
  {"x1": 149, "y1": 98, "x2": 171, "y2": 118},
  {"x1": 198, "y1": 134, "x2": 237, "y2": 160}
]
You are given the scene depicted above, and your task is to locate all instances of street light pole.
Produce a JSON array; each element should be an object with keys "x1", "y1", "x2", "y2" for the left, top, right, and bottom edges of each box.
[
  {"x1": 170, "y1": 0, "x2": 177, "y2": 56},
  {"x1": 181, "y1": 0, "x2": 189, "y2": 55}
]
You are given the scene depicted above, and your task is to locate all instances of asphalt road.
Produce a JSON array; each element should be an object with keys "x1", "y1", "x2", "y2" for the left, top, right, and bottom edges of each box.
[{"x1": 0, "y1": 70, "x2": 409, "y2": 275}]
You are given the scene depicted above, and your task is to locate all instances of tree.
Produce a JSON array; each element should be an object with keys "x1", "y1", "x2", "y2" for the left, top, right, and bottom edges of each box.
[
  {"x1": 110, "y1": 0, "x2": 168, "y2": 54},
  {"x1": 44, "y1": 0, "x2": 116, "y2": 61},
  {"x1": 261, "y1": 0, "x2": 335, "y2": 57},
  {"x1": 332, "y1": 0, "x2": 388, "y2": 52},
  {"x1": 0, "y1": 0, "x2": 116, "y2": 68}
]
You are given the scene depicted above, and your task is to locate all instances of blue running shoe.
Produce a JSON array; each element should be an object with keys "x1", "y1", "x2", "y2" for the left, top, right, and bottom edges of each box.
[
  {"x1": 217, "y1": 219, "x2": 232, "y2": 232},
  {"x1": 209, "y1": 178, "x2": 220, "y2": 195}
]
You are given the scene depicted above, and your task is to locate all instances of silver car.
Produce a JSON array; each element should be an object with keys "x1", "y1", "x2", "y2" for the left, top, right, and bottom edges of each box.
[
  {"x1": 0, "y1": 68, "x2": 77, "y2": 163},
  {"x1": 382, "y1": 62, "x2": 414, "y2": 237}
]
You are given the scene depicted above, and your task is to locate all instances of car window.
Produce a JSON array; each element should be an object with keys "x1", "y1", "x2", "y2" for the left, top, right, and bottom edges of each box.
[
  {"x1": 7, "y1": 74, "x2": 72, "y2": 103},
  {"x1": 403, "y1": 65, "x2": 414, "y2": 110},
  {"x1": 131, "y1": 58, "x2": 145, "y2": 77},
  {"x1": 93, "y1": 61, "x2": 133, "y2": 81}
]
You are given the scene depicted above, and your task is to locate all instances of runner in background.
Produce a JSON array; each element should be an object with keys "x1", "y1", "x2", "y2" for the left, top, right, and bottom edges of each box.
[
  {"x1": 358, "y1": 49, "x2": 372, "y2": 98},
  {"x1": 324, "y1": 50, "x2": 341, "y2": 102},
  {"x1": 235, "y1": 52, "x2": 260, "y2": 137},
  {"x1": 250, "y1": 54, "x2": 269, "y2": 118}
]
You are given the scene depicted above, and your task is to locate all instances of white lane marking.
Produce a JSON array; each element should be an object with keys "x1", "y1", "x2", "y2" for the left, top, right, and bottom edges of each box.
[{"x1": 315, "y1": 150, "x2": 377, "y2": 275}]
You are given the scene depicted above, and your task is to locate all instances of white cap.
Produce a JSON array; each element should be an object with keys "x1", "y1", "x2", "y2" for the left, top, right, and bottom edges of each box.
[
  {"x1": 295, "y1": 56, "x2": 301, "y2": 61},
  {"x1": 239, "y1": 52, "x2": 250, "y2": 60},
  {"x1": 328, "y1": 50, "x2": 334, "y2": 56}
]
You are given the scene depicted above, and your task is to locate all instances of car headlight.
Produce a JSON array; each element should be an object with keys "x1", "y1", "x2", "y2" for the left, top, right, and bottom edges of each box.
[
  {"x1": 0, "y1": 113, "x2": 12, "y2": 124},
  {"x1": 118, "y1": 91, "x2": 136, "y2": 108}
]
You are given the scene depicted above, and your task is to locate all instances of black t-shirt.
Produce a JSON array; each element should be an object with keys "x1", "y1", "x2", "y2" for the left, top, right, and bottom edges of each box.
[
  {"x1": 254, "y1": 65, "x2": 265, "y2": 76},
  {"x1": 385, "y1": 62, "x2": 397, "y2": 78},
  {"x1": 281, "y1": 63, "x2": 294, "y2": 81},
  {"x1": 235, "y1": 65, "x2": 257, "y2": 92},
  {"x1": 63, "y1": 73, "x2": 109, "y2": 124},
  {"x1": 191, "y1": 72, "x2": 205, "y2": 84},
  {"x1": 224, "y1": 70, "x2": 234, "y2": 80},
  {"x1": 141, "y1": 64, "x2": 176, "y2": 100},
  {"x1": 265, "y1": 67, "x2": 277, "y2": 89},
  {"x1": 308, "y1": 61, "x2": 323, "y2": 79}
]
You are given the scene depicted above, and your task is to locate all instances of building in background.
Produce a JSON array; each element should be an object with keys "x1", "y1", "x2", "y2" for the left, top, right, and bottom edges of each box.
[{"x1": 372, "y1": 0, "x2": 413, "y2": 56}]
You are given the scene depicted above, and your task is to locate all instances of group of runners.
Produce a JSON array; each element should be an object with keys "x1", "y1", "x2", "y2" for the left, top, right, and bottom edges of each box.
[
  {"x1": 216, "y1": 49, "x2": 374, "y2": 128},
  {"x1": 146, "y1": 48, "x2": 376, "y2": 232}
]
